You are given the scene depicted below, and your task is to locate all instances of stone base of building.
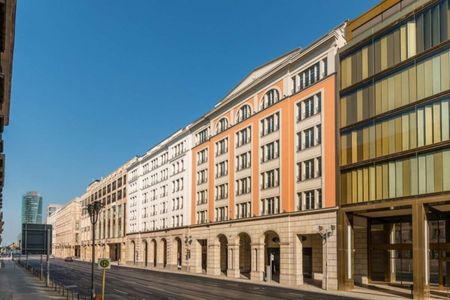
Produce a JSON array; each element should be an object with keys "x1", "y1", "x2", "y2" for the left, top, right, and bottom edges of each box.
[
  {"x1": 125, "y1": 210, "x2": 338, "y2": 290},
  {"x1": 79, "y1": 238, "x2": 127, "y2": 264}
]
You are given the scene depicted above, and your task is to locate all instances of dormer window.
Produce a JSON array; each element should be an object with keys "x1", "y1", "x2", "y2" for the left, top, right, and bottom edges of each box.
[
  {"x1": 261, "y1": 89, "x2": 280, "y2": 110},
  {"x1": 216, "y1": 118, "x2": 228, "y2": 134},
  {"x1": 236, "y1": 104, "x2": 252, "y2": 123}
]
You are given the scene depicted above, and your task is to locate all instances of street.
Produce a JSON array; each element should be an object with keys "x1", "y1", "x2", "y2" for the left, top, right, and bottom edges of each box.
[{"x1": 25, "y1": 258, "x2": 359, "y2": 300}]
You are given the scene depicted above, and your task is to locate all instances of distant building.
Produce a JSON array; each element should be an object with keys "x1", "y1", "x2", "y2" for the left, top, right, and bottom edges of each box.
[
  {"x1": 21, "y1": 191, "x2": 43, "y2": 224},
  {"x1": 47, "y1": 204, "x2": 63, "y2": 218}
]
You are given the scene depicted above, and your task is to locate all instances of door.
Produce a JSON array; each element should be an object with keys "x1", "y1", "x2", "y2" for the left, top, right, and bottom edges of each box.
[{"x1": 303, "y1": 247, "x2": 312, "y2": 279}]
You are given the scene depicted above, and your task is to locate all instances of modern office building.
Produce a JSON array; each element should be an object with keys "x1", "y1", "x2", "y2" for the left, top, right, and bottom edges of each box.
[
  {"x1": 337, "y1": 0, "x2": 450, "y2": 299},
  {"x1": 0, "y1": 0, "x2": 16, "y2": 244},
  {"x1": 79, "y1": 161, "x2": 131, "y2": 263},
  {"x1": 126, "y1": 126, "x2": 193, "y2": 267},
  {"x1": 126, "y1": 24, "x2": 346, "y2": 290},
  {"x1": 21, "y1": 191, "x2": 43, "y2": 224}
]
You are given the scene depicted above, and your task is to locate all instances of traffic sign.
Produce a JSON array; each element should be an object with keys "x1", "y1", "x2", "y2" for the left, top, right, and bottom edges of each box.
[{"x1": 98, "y1": 258, "x2": 111, "y2": 270}]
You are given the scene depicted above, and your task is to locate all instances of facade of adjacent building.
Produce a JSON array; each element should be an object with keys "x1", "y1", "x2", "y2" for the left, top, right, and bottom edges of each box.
[
  {"x1": 53, "y1": 198, "x2": 81, "y2": 258},
  {"x1": 125, "y1": 25, "x2": 346, "y2": 290},
  {"x1": 21, "y1": 191, "x2": 43, "y2": 224},
  {"x1": 47, "y1": 204, "x2": 63, "y2": 219},
  {"x1": 80, "y1": 161, "x2": 131, "y2": 263},
  {"x1": 0, "y1": 0, "x2": 16, "y2": 244},
  {"x1": 46, "y1": 209, "x2": 58, "y2": 255},
  {"x1": 337, "y1": 0, "x2": 450, "y2": 299},
  {"x1": 126, "y1": 127, "x2": 193, "y2": 267}
]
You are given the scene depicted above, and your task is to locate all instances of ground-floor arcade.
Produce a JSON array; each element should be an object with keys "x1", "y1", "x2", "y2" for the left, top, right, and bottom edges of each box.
[
  {"x1": 126, "y1": 209, "x2": 337, "y2": 290},
  {"x1": 79, "y1": 238, "x2": 127, "y2": 264},
  {"x1": 338, "y1": 196, "x2": 450, "y2": 300},
  {"x1": 54, "y1": 244, "x2": 80, "y2": 258}
]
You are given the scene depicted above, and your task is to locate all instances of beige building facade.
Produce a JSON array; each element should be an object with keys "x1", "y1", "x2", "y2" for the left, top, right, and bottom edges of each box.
[
  {"x1": 53, "y1": 198, "x2": 81, "y2": 258},
  {"x1": 80, "y1": 161, "x2": 131, "y2": 263}
]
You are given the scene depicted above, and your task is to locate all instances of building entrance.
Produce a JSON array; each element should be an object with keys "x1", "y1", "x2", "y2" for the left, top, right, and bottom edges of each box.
[
  {"x1": 109, "y1": 243, "x2": 121, "y2": 261},
  {"x1": 303, "y1": 247, "x2": 313, "y2": 279}
]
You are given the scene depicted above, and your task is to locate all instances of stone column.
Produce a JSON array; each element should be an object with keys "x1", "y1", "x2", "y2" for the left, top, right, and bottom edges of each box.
[
  {"x1": 337, "y1": 211, "x2": 354, "y2": 290},
  {"x1": 412, "y1": 203, "x2": 430, "y2": 300},
  {"x1": 295, "y1": 235, "x2": 304, "y2": 285},
  {"x1": 280, "y1": 242, "x2": 293, "y2": 285},
  {"x1": 227, "y1": 244, "x2": 240, "y2": 278},
  {"x1": 207, "y1": 240, "x2": 221, "y2": 276},
  {"x1": 157, "y1": 241, "x2": 164, "y2": 268},
  {"x1": 353, "y1": 216, "x2": 368, "y2": 285},
  {"x1": 191, "y1": 240, "x2": 202, "y2": 274},
  {"x1": 250, "y1": 243, "x2": 264, "y2": 282}
]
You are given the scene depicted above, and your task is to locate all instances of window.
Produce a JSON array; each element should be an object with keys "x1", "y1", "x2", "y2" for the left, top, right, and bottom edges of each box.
[
  {"x1": 197, "y1": 128, "x2": 209, "y2": 144},
  {"x1": 197, "y1": 190, "x2": 208, "y2": 205},
  {"x1": 304, "y1": 159, "x2": 314, "y2": 180},
  {"x1": 197, "y1": 210, "x2": 208, "y2": 224},
  {"x1": 304, "y1": 97, "x2": 314, "y2": 119},
  {"x1": 237, "y1": 105, "x2": 252, "y2": 122},
  {"x1": 215, "y1": 183, "x2": 228, "y2": 200},
  {"x1": 261, "y1": 140, "x2": 280, "y2": 162},
  {"x1": 215, "y1": 206, "x2": 228, "y2": 221},
  {"x1": 236, "y1": 126, "x2": 251, "y2": 147},
  {"x1": 292, "y1": 62, "x2": 322, "y2": 93},
  {"x1": 197, "y1": 170, "x2": 208, "y2": 185},
  {"x1": 215, "y1": 138, "x2": 228, "y2": 156},
  {"x1": 305, "y1": 191, "x2": 315, "y2": 210},
  {"x1": 236, "y1": 202, "x2": 251, "y2": 219},
  {"x1": 317, "y1": 189, "x2": 322, "y2": 209},
  {"x1": 197, "y1": 149, "x2": 208, "y2": 165},
  {"x1": 261, "y1": 89, "x2": 280, "y2": 109},
  {"x1": 261, "y1": 112, "x2": 280, "y2": 136},
  {"x1": 261, "y1": 168, "x2": 280, "y2": 189},
  {"x1": 260, "y1": 197, "x2": 280, "y2": 215},
  {"x1": 340, "y1": 97, "x2": 450, "y2": 166},
  {"x1": 217, "y1": 118, "x2": 228, "y2": 133},
  {"x1": 236, "y1": 151, "x2": 251, "y2": 171},
  {"x1": 236, "y1": 177, "x2": 251, "y2": 195},
  {"x1": 317, "y1": 125, "x2": 322, "y2": 145},
  {"x1": 304, "y1": 127, "x2": 314, "y2": 149},
  {"x1": 215, "y1": 160, "x2": 228, "y2": 178}
]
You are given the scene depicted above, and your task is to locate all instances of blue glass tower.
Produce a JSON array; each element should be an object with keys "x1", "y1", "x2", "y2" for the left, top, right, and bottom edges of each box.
[{"x1": 21, "y1": 191, "x2": 43, "y2": 224}]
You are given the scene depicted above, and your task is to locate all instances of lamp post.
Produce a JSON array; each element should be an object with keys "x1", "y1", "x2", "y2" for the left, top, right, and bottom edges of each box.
[
  {"x1": 317, "y1": 225, "x2": 335, "y2": 291},
  {"x1": 87, "y1": 200, "x2": 103, "y2": 300}
]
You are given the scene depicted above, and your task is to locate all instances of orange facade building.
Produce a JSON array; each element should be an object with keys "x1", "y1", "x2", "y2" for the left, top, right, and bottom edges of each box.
[{"x1": 126, "y1": 24, "x2": 346, "y2": 290}]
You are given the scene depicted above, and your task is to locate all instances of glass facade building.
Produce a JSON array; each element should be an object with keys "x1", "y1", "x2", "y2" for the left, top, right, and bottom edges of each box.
[
  {"x1": 337, "y1": 0, "x2": 450, "y2": 299},
  {"x1": 21, "y1": 191, "x2": 43, "y2": 224}
]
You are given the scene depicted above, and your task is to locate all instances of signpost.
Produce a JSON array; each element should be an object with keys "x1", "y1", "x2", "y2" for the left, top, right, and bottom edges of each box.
[
  {"x1": 98, "y1": 258, "x2": 110, "y2": 300},
  {"x1": 21, "y1": 224, "x2": 52, "y2": 286}
]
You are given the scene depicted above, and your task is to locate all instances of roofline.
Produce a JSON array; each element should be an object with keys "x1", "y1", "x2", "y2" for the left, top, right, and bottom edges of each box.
[{"x1": 188, "y1": 22, "x2": 346, "y2": 130}]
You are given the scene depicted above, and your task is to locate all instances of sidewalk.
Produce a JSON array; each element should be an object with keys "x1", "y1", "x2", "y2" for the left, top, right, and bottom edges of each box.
[{"x1": 0, "y1": 258, "x2": 64, "y2": 300}]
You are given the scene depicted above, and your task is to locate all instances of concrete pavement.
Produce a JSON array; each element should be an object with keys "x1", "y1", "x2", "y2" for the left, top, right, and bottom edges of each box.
[{"x1": 0, "y1": 258, "x2": 64, "y2": 300}]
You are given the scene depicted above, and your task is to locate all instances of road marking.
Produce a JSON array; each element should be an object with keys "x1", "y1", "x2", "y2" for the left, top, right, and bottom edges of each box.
[{"x1": 114, "y1": 289, "x2": 129, "y2": 295}]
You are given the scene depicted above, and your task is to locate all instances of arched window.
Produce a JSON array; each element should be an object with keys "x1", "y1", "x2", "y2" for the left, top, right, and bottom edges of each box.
[
  {"x1": 261, "y1": 89, "x2": 280, "y2": 110},
  {"x1": 216, "y1": 118, "x2": 228, "y2": 133},
  {"x1": 236, "y1": 104, "x2": 252, "y2": 123}
]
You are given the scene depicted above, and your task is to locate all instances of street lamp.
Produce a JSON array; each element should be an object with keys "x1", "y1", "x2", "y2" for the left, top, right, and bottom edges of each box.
[
  {"x1": 87, "y1": 200, "x2": 103, "y2": 300},
  {"x1": 317, "y1": 225, "x2": 335, "y2": 291}
]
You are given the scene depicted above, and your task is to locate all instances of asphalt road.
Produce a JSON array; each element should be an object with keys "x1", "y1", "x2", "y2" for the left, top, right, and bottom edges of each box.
[{"x1": 24, "y1": 258, "x2": 360, "y2": 300}]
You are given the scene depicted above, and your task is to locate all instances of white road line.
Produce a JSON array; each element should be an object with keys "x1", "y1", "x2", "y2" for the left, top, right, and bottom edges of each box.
[{"x1": 113, "y1": 289, "x2": 129, "y2": 295}]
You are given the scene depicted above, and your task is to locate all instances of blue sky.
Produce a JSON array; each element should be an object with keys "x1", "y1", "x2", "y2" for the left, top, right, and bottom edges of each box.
[{"x1": 2, "y1": 0, "x2": 378, "y2": 245}]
